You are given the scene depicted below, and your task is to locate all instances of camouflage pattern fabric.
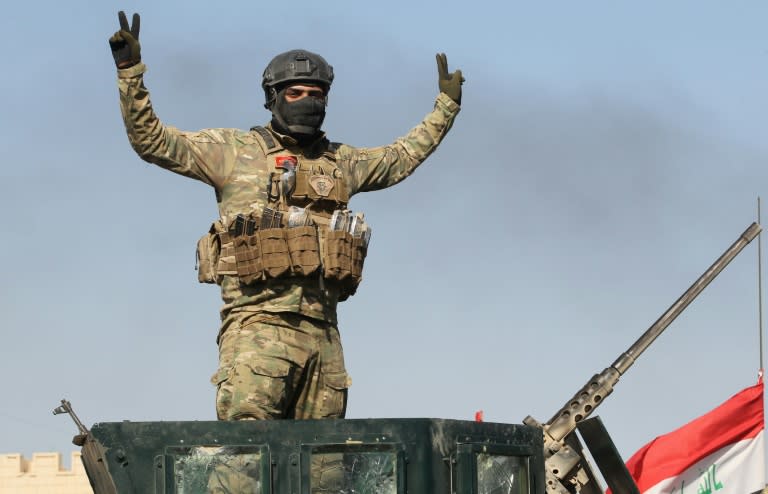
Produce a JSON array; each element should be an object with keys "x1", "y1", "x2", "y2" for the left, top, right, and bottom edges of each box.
[{"x1": 211, "y1": 311, "x2": 350, "y2": 420}]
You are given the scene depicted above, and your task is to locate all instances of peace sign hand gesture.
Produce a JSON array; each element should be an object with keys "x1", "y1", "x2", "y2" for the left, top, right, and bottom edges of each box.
[
  {"x1": 436, "y1": 53, "x2": 464, "y2": 105},
  {"x1": 109, "y1": 11, "x2": 141, "y2": 69}
]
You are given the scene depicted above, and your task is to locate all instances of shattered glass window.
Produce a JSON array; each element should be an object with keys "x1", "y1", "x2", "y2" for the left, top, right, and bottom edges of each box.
[
  {"x1": 310, "y1": 451, "x2": 397, "y2": 494},
  {"x1": 172, "y1": 446, "x2": 263, "y2": 494},
  {"x1": 476, "y1": 454, "x2": 529, "y2": 494}
]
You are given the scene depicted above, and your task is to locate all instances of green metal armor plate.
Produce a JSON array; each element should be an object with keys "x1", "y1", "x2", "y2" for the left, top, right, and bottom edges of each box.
[{"x1": 85, "y1": 418, "x2": 544, "y2": 494}]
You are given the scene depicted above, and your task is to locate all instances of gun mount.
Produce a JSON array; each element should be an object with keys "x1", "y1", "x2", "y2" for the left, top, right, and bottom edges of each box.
[{"x1": 524, "y1": 222, "x2": 762, "y2": 493}]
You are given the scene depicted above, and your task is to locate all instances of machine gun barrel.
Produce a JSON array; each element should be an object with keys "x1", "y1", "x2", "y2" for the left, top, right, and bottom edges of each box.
[
  {"x1": 528, "y1": 222, "x2": 761, "y2": 449},
  {"x1": 611, "y1": 222, "x2": 762, "y2": 375},
  {"x1": 524, "y1": 222, "x2": 761, "y2": 493}
]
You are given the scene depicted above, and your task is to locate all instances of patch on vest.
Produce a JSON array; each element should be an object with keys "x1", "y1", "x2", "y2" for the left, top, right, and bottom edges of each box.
[
  {"x1": 275, "y1": 156, "x2": 297, "y2": 170},
  {"x1": 309, "y1": 175, "x2": 335, "y2": 197}
]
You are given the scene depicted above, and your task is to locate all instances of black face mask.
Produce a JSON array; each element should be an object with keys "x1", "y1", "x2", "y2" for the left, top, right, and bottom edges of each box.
[{"x1": 271, "y1": 89, "x2": 326, "y2": 137}]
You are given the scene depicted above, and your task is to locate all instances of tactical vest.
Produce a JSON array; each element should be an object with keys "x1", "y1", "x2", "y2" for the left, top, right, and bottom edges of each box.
[{"x1": 195, "y1": 127, "x2": 370, "y2": 301}]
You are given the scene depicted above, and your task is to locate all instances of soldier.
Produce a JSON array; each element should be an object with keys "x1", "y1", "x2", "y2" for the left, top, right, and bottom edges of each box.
[{"x1": 108, "y1": 12, "x2": 463, "y2": 421}]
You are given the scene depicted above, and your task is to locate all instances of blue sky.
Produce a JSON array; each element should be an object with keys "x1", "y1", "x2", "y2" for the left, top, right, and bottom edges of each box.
[{"x1": 2, "y1": 0, "x2": 768, "y2": 479}]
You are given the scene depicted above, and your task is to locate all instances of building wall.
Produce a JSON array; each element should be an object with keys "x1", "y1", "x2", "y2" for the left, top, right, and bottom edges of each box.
[{"x1": 0, "y1": 452, "x2": 92, "y2": 494}]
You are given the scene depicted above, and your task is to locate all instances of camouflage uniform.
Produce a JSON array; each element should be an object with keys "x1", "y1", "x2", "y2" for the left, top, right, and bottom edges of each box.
[{"x1": 117, "y1": 61, "x2": 460, "y2": 420}]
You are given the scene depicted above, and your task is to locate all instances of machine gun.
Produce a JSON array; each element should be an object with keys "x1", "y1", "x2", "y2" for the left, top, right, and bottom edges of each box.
[{"x1": 523, "y1": 222, "x2": 762, "y2": 493}]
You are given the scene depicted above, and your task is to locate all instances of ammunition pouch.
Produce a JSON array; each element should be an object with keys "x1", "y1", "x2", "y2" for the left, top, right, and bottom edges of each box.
[
  {"x1": 196, "y1": 222, "x2": 236, "y2": 284},
  {"x1": 232, "y1": 233, "x2": 262, "y2": 284},
  {"x1": 233, "y1": 228, "x2": 292, "y2": 283},
  {"x1": 199, "y1": 212, "x2": 368, "y2": 300},
  {"x1": 286, "y1": 226, "x2": 322, "y2": 276},
  {"x1": 322, "y1": 230, "x2": 353, "y2": 281},
  {"x1": 348, "y1": 235, "x2": 367, "y2": 290},
  {"x1": 322, "y1": 230, "x2": 367, "y2": 300},
  {"x1": 196, "y1": 225, "x2": 221, "y2": 284}
]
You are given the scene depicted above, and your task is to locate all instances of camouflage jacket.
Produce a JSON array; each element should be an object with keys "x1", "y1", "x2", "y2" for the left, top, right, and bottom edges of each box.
[{"x1": 117, "y1": 62, "x2": 460, "y2": 323}]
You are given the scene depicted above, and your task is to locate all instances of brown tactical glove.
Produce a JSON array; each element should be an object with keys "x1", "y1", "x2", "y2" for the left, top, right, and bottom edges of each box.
[
  {"x1": 436, "y1": 53, "x2": 464, "y2": 105},
  {"x1": 109, "y1": 11, "x2": 141, "y2": 69}
]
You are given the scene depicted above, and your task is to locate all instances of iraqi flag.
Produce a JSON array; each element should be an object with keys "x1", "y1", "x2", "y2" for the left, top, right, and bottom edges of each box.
[{"x1": 625, "y1": 380, "x2": 765, "y2": 493}]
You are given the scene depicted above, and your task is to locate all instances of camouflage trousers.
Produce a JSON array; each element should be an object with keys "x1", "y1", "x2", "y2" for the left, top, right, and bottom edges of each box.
[{"x1": 211, "y1": 311, "x2": 350, "y2": 420}]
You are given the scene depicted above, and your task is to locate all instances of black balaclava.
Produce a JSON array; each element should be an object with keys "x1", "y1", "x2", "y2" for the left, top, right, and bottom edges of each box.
[{"x1": 270, "y1": 87, "x2": 327, "y2": 139}]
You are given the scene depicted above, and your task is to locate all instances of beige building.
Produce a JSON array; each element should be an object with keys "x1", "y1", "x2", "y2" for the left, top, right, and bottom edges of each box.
[{"x1": 0, "y1": 452, "x2": 92, "y2": 494}]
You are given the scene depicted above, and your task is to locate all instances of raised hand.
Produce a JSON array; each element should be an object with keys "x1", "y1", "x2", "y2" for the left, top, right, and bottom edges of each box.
[
  {"x1": 436, "y1": 53, "x2": 464, "y2": 105},
  {"x1": 109, "y1": 11, "x2": 141, "y2": 69}
]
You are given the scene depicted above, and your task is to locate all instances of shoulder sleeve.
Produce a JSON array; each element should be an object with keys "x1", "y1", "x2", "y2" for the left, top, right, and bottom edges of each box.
[
  {"x1": 117, "y1": 63, "x2": 236, "y2": 188},
  {"x1": 336, "y1": 92, "x2": 460, "y2": 196}
]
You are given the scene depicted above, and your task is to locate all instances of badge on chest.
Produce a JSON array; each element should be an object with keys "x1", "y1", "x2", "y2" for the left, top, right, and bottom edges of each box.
[{"x1": 309, "y1": 175, "x2": 335, "y2": 197}]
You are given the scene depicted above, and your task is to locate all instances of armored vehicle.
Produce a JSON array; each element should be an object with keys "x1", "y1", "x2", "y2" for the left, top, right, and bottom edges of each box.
[{"x1": 57, "y1": 222, "x2": 761, "y2": 493}]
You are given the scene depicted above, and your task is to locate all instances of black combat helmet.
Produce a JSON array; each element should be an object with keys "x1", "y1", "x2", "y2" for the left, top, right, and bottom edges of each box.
[{"x1": 262, "y1": 49, "x2": 334, "y2": 109}]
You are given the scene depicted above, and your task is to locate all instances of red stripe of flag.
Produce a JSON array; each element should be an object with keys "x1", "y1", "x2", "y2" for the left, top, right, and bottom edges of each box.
[{"x1": 625, "y1": 381, "x2": 764, "y2": 492}]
